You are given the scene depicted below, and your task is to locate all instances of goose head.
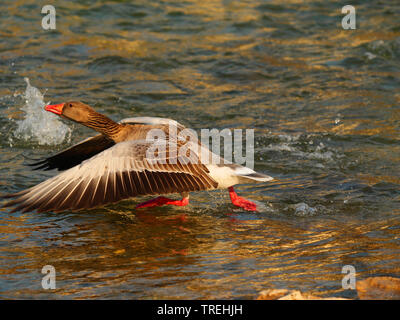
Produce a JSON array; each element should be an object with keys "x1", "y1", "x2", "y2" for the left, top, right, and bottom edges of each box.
[{"x1": 44, "y1": 101, "x2": 95, "y2": 124}]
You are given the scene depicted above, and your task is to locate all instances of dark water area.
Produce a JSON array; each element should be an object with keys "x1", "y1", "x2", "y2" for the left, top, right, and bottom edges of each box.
[{"x1": 0, "y1": 0, "x2": 399, "y2": 299}]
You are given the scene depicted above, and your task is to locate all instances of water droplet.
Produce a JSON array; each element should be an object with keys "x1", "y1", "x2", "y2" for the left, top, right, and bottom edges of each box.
[{"x1": 13, "y1": 78, "x2": 71, "y2": 145}]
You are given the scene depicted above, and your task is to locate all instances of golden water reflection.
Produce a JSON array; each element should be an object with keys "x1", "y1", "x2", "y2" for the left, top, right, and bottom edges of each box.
[{"x1": 0, "y1": 0, "x2": 399, "y2": 299}]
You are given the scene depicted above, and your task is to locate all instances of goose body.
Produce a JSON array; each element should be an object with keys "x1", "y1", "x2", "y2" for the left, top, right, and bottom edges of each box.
[{"x1": 2, "y1": 102, "x2": 273, "y2": 213}]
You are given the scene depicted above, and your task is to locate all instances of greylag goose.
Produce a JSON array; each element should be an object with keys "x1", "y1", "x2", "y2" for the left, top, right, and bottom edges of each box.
[{"x1": 2, "y1": 102, "x2": 273, "y2": 213}]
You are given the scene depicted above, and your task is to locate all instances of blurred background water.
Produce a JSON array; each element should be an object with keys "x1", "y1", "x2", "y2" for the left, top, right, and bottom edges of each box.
[{"x1": 0, "y1": 0, "x2": 399, "y2": 299}]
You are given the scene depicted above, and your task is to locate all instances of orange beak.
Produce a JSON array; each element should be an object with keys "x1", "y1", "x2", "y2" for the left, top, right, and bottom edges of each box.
[{"x1": 44, "y1": 103, "x2": 64, "y2": 115}]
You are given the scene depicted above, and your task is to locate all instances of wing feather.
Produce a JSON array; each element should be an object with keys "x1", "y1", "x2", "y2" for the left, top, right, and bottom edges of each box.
[
  {"x1": 29, "y1": 134, "x2": 115, "y2": 171},
  {"x1": 3, "y1": 135, "x2": 218, "y2": 213}
]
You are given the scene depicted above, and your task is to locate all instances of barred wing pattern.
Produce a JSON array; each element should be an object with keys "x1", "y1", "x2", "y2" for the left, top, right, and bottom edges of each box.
[
  {"x1": 3, "y1": 139, "x2": 218, "y2": 213},
  {"x1": 29, "y1": 117, "x2": 184, "y2": 172}
]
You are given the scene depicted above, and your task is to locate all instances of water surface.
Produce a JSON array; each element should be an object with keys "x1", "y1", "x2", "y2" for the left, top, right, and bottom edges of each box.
[{"x1": 0, "y1": 0, "x2": 399, "y2": 299}]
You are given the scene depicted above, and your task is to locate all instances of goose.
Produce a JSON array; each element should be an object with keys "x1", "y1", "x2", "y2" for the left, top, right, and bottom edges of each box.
[{"x1": 1, "y1": 101, "x2": 273, "y2": 213}]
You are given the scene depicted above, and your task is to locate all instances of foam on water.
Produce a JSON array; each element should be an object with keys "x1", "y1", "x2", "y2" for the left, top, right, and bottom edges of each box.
[
  {"x1": 281, "y1": 202, "x2": 321, "y2": 217},
  {"x1": 260, "y1": 133, "x2": 339, "y2": 163},
  {"x1": 292, "y1": 203, "x2": 317, "y2": 216},
  {"x1": 12, "y1": 78, "x2": 71, "y2": 146}
]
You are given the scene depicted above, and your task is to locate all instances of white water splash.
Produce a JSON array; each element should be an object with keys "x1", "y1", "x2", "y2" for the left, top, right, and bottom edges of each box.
[
  {"x1": 260, "y1": 134, "x2": 339, "y2": 163},
  {"x1": 13, "y1": 78, "x2": 71, "y2": 145}
]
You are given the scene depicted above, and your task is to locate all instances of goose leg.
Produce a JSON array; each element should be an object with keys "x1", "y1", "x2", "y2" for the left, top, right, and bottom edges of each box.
[
  {"x1": 136, "y1": 193, "x2": 189, "y2": 209},
  {"x1": 228, "y1": 187, "x2": 257, "y2": 212}
]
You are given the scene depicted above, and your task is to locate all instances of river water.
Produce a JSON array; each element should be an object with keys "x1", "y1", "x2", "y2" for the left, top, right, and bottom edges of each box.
[{"x1": 0, "y1": 0, "x2": 399, "y2": 299}]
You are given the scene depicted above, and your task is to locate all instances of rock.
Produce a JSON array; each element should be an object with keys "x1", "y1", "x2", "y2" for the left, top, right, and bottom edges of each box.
[
  {"x1": 357, "y1": 277, "x2": 400, "y2": 300},
  {"x1": 256, "y1": 289, "x2": 348, "y2": 300},
  {"x1": 256, "y1": 289, "x2": 289, "y2": 300},
  {"x1": 279, "y1": 290, "x2": 309, "y2": 300},
  {"x1": 256, "y1": 276, "x2": 400, "y2": 300}
]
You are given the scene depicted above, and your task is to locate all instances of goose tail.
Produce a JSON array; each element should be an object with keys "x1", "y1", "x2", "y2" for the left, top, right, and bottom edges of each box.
[
  {"x1": 237, "y1": 170, "x2": 274, "y2": 182},
  {"x1": 235, "y1": 167, "x2": 274, "y2": 183}
]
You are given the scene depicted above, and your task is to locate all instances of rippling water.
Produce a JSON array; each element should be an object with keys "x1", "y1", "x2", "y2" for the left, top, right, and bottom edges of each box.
[{"x1": 0, "y1": 0, "x2": 399, "y2": 299}]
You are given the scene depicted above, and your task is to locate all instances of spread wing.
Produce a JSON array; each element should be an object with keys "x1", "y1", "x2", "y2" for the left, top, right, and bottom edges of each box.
[
  {"x1": 29, "y1": 117, "x2": 183, "y2": 171},
  {"x1": 29, "y1": 134, "x2": 115, "y2": 171},
  {"x1": 2, "y1": 139, "x2": 218, "y2": 213}
]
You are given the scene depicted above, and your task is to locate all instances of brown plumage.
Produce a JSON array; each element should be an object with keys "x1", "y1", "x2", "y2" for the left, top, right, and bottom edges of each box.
[{"x1": 2, "y1": 101, "x2": 273, "y2": 213}]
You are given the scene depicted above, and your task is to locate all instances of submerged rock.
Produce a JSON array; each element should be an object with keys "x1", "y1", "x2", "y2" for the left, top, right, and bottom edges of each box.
[
  {"x1": 256, "y1": 276, "x2": 400, "y2": 300},
  {"x1": 357, "y1": 277, "x2": 400, "y2": 300},
  {"x1": 256, "y1": 289, "x2": 348, "y2": 300}
]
